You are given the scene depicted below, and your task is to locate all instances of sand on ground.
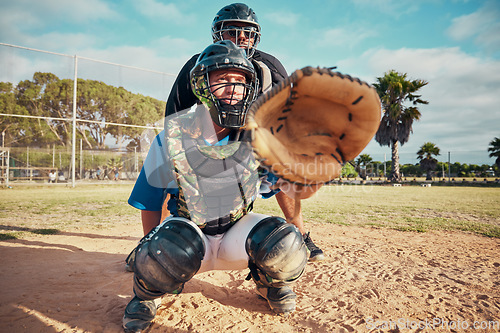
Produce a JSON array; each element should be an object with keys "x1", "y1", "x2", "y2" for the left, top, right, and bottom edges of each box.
[{"x1": 0, "y1": 219, "x2": 499, "y2": 333}]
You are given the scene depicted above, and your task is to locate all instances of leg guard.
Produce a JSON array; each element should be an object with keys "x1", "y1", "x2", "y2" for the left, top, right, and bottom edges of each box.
[
  {"x1": 132, "y1": 218, "x2": 205, "y2": 300},
  {"x1": 245, "y1": 216, "x2": 307, "y2": 287}
]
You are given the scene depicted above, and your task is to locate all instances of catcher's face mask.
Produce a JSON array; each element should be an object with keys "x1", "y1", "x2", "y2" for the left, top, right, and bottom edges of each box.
[
  {"x1": 206, "y1": 69, "x2": 256, "y2": 128},
  {"x1": 191, "y1": 41, "x2": 258, "y2": 129}
]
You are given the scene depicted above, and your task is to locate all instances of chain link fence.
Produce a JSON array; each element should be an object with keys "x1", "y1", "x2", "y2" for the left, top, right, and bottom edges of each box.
[
  {"x1": 1, "y1": 145, "x2": 144, "y2": 185},
  {"x1": 1, "y1": 43, "x2": 174, "y2": 186}
]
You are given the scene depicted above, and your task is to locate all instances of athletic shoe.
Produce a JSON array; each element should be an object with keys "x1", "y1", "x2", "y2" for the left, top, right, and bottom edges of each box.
[
  {"x1": 303, "y1": 232, "x2": 325, "y2": 262},
  {"x1": 122, "y1": 296, "x2": 160, "y2": 333},
  {"x1": 256, "y1": 285, "x2": 297, "y2": 315}
]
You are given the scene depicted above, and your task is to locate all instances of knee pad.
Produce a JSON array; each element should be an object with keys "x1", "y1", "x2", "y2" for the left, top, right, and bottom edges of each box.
[
  {"x1": 245, "y1": 216, "x2": 307, "y2": 287},
  {"x1": 133, "y1": 218, "x2": 205, "y2": 300}
]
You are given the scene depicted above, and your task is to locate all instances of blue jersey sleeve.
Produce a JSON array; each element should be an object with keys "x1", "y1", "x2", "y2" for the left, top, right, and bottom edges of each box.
[
  {"x1": 128, "y1": 131, "x2": 174, "y2": 211},
  {"x1": 128, "y1": 167, "x2": 166, "y2": 211},
  {"x1": 259, "y1": 169, "x2": 281, "y2": 199}
]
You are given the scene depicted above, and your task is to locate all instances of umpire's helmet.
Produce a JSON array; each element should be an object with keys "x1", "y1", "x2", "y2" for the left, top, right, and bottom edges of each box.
[{"x1": 211, "y1": 3, "x2": 261, "y2": 57}]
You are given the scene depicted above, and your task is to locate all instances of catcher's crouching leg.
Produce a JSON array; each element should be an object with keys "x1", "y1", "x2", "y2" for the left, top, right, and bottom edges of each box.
[
  {"x1": 132, "y1": 218, "x2": 206, "y2": 299},
  {"x1": 245, "y1": 217, "x2": 308, "y2": 315},
  {"x1": 124, "y1": 218, "x2": 205, "y2": 333}
]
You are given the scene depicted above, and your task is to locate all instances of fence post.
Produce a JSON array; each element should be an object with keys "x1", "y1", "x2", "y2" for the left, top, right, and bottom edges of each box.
[
  {"x1": 80, "y1": 139, "x2": 83, "y2": 180},
  {"x1": 71, "y1": 55, "x2": 78, "y2": 187},
  {"x1": 134, "y1": 146, "x2": 138, "y2": 173},
  {"x1": 6, "y1": 150, "x2": 9, "y2": 187}
]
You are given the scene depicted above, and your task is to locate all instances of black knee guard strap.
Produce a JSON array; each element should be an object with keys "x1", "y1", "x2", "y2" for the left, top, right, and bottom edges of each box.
[
  {"x1": 133, "y1": 218, "x2": 205, "y2": 300},
  {"x1": 245, "y1": 216, "x2": 307, "y2": 286}
]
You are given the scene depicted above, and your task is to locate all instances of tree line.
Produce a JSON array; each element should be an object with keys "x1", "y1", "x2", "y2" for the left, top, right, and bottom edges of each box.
[
  {"x1": 352, "y1": 152, "x2": 498, "y2": 180},
  {"x1": 0, "y1": 72, "x2": 165, "y2": 150}
]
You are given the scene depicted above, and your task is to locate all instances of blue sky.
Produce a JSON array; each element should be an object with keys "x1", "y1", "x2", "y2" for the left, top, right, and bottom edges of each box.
[{"x1": 1, "y1": 0, "x2": 499, "y2": 164}]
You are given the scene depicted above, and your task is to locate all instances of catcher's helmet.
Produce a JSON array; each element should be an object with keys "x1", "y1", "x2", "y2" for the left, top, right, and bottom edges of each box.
[
  {"x1": 190, "y1": 40, "x2": 258, "y2": 129},
  {"x1": 211, "y1": 3, "x2": 261, "y2": 57}
]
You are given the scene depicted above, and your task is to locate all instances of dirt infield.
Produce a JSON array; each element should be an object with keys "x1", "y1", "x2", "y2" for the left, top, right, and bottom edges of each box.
[{"x1": 0, "y1": 217, "x2": 499, "y2": 333}]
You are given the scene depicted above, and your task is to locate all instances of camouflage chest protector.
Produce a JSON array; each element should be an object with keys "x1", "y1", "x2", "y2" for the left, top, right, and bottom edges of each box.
[{"x1": 166, "y1": 113, "x2": 260, "y2": 235}]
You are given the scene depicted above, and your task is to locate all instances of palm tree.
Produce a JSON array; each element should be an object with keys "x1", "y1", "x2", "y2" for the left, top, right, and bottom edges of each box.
[
  {"x1": 105, "y1": 157, "x2": 123, "y2": 180},
  {"x1": 355, "y1": 154, "x2": 373, "y2": 180},
  {"x1": 488, "y1": 137, "x2": 500, "y2": 168},
  {"x1": 417, "y1": 142, "x2": 440, "y2": 180},
  {"x1": 373, "y1": 70, "x2": 428, "y2": 182}
]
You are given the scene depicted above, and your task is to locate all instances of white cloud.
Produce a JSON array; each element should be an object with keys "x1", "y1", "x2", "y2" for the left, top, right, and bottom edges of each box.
[
  {"x1": 0, "y1": 40, "x2": 191, "y2": 102},
  {"x1": 132, "y1": 0, "x2": 195, "y2": 24},
  {"x1": 447, "y1": 1, "x2": 500, "y2": 54},
  {"x1": 152, "y1": 36, "x2": 199, "y2": 57},
  {"x1": 339, "y1": 47, "x2": 500, "y2": 164},
  {"x1": 25, "y1": 32, "x2": 100, "y2": 54},
  {"x1": 351, "y1": 0, "x2": 422, "y2": 17},
  {"x1": 319, "y1": 27, "x2": 377, "y2": 49},
  {"x1": 0, "y1": 0, "x2": 120, "y2": 52},
  {"x1": 2, "y1": 0, "x2": 117, "y2": 28},
  {"x1": 263, "y1": 11, "x2": 300, "y2": 27},
  {"x1": 53, "y1": 0, "x2": 118, "y2": 22}
]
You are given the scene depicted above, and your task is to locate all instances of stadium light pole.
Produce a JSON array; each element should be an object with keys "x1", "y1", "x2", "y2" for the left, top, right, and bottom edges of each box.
[{"x1": 71, "y1": 55, "x2": 78, "y2": 188}]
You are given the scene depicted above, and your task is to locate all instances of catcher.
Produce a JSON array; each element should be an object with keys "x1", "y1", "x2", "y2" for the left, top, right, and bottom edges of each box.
[
  {"x1": 161, "y1": 2, "x2": 325, "y2": 261},
  {"x1": 123, "y1": 40, "x2": 380, "y2": 332}
]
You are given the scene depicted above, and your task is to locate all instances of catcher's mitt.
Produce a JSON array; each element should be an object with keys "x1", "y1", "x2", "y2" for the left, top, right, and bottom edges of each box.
[{"x1": 245, "y1": 66, "x2": 381, "y2": 185}]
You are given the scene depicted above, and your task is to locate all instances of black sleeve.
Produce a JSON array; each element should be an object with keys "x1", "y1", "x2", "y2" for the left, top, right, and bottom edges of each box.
[
  {"x1": 165, "y1": 54, "x2": 200, "y2": 117},
  {"x1": 253, "y1": 50, "x2": 288, "y2": 85}
]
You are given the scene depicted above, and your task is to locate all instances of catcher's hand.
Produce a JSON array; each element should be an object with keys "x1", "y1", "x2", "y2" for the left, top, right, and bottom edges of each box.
[{"x1": 245, "y1": 66, "x2": 381, "y2": 185}]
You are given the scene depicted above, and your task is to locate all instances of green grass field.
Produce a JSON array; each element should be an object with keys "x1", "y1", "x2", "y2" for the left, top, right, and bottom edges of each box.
[{"x1": 0, "y1": 184, "x2": 499, "y2": 239}]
